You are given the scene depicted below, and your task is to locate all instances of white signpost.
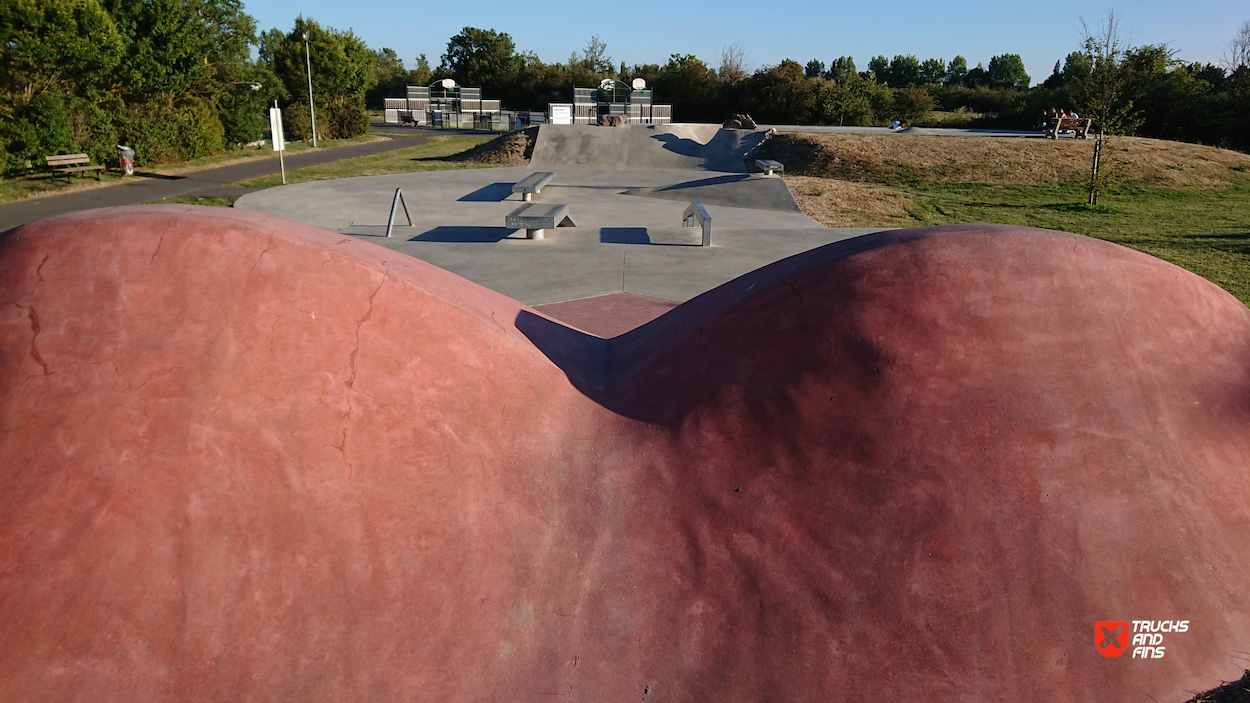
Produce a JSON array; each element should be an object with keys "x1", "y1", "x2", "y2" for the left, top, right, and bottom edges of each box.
[{"x1": 269, "y1": 102, "x2": 286, "y2": 184}]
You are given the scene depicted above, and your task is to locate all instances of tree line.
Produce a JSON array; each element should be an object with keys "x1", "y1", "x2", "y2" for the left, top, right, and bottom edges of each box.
[
  {"x1": 3, "y1": 3, "x2": 1248, "y2": 174},
  {"x1": 425, "y1": 25, "x2": 1249, "y2": 151}
]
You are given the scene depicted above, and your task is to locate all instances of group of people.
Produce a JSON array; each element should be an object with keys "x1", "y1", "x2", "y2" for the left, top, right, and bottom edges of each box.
[{"x1": 1034, "y1": 107, "x2": 1081, "y2": 131}]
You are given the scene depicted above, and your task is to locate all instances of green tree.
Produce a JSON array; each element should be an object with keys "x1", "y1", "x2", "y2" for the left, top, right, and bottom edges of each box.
[
  {"x1": 271, "y1": 17, "x2": 374, "y2": 139},
  {"x1": 653, "y1": 54, "x2": 723, "y2": 122},
  {"x1": 945, "y1": 55, "x2": 968, "y2": 85},
  {"x1": 577, "y1": 35, "x2": 613, "y2": 74},
  {"x1": 919, "y1": 58, "x2": 946, "y2": 85},
  {"x1": 805, "y1": 59, "x2": 825, "y2": 79},
  {"x1": 965, "y1": 62, "x2": 987, "y2": 87},
  {"x1": 828, "y1": 56, "x2": 856, "y2": 83},
  {"x1": 894, "y1": 86, "x2": 934, "y2": 122},
  {"x1": 0, "y1": 0, "x2": 123, "y2": 116},
  {"x1": 366, "y1": 47, "x2": 407, "y2": 108},
  {"x1": 412, "y1": 54, "x2": 432, "y2": 86},
  {"x1": 987, "y1": 53, "x2": 1030, "y2": 89},
  {"x1": 887, "y1": 55, "x2": 921, "y2": 87},
  {"x1": 439, "y1": 27, "x2": 523, "y2": 97},
  {"x1": 866, "y1": 55, "x2": 889, "y2": 82}
]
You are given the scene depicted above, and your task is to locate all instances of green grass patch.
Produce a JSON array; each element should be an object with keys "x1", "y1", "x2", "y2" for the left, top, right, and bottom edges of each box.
[
  {"x1": 145, "y1": 196, "x2": 239, "y2": 207},
  {"x1": 232, "y1": 134, "x2": 494, "y2": 188},
  {"x1": 894, "y1": 175, "x2": 1250, "y2": 304}
]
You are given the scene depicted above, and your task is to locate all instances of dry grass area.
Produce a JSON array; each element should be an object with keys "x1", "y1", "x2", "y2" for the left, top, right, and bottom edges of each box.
[
  {"x1": 785, "y1": 176, "x2": 916, "y2": 227},
  {"x1": 452, "y1": 127, "x2": 537, "y2": 166},
  {"x1": 758, "y1": 132, "x2": 1250, "y2": 188}
]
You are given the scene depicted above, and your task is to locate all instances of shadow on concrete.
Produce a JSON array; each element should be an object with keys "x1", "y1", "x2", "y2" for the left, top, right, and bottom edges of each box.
[
  {"x1": 600, "y1": 227, "x2": 650, "y2": 244},
  {"x1": 411, "y1": 226, "x2": 517, "y2": 243},
  {"x1": 132, "y1": 171, "x2": 187, "y2": 180},
  {"x1": 600, "y1": 227, "x2": 701, "y2": 248},
  {"x1": 458, "y1": 183, "x2": 516, "y2": 202},
  {"x1": 645, "y1": 173, "x2": 751, "y2": 191}
]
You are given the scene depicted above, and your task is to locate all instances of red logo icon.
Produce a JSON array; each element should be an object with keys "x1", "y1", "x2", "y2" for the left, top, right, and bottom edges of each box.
[{"x1": 1096, "y1": 621, "x2": 1129, "y2": 658}]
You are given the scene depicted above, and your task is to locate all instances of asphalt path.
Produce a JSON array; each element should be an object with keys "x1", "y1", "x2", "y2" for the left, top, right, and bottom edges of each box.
[{"x1": 0, "y1": 130, "x2": 446, "y2": 232}]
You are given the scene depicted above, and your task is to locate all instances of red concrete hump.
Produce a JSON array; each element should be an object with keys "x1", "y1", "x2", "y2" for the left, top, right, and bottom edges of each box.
[{"x1": 1, "y1": 207, "x2": 1248, "y2": 702}]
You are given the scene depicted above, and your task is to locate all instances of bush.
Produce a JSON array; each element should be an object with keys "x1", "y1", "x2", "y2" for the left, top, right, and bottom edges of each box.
[
  {"x1": 282, "y1": 102, "x2": 314, "y2": 141},
  {"x1": 217, "y1": 92, "x2": 266, "y2": 144},
  {"x1": 1, "y1": 92, "x2": 73, "y2": 173},
  {"x1": 115, "y1": 97, "x2": 224, "y2": 165},
  {"x1": 325, "y1": 97, "x2": 369, "y2": 138},
  {"x1": 894, "y1": 87, "x2": 935, "y2": 123}
]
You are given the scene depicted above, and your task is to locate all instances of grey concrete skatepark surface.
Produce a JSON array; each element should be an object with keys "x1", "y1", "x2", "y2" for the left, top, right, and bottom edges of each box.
[{"x1": 236, "y1": 124, "x2": 886, "y2": 311}]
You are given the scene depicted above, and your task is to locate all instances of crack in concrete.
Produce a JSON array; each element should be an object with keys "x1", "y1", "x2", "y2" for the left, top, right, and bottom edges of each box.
[
  {"x1": 149, "y1": 230, "x2": 167, "y2": 265},
  {"x1": 27, "y1": 305, "x2": 49, "y2": 376},
  {"x1": 781, "y1": 279, "x2": 804, "y2": 305},
  {"x1": 334, "y1": 274, "x2": 388, "y2": 479},
  {"x1": 249, "y1": 234, "x2": 275, "y2": 274}
]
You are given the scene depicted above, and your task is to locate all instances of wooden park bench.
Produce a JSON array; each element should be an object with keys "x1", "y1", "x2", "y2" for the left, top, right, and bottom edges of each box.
[
  {"x1": 512, "y1": 171, "x2": 555, "y2": 201},
  {"x1": 683, "y1": 201, "x2": 712, "y2": 247},
  {"x1": 1045, "y1": 118, "x2": 1093, "y2": 139},
  {"x1": 505, "y1": 202, "x2": 576, "y2": 240},
  {"x1": 46, "y1": 153, "x2": 105, "y2": 182},
  {"x1": 755, "y1": 159, "x2": 784, "y2": 176}
]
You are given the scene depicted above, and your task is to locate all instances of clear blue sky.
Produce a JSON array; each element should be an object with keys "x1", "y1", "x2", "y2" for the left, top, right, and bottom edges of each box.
[{"x1": 245, "y1": 0, "x2": 1247, "y2": 84}]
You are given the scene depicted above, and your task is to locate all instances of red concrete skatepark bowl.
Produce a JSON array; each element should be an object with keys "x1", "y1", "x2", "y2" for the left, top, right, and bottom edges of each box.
[{"x1": 1, "y1": 206, "x2": 1248, "y2": 702}]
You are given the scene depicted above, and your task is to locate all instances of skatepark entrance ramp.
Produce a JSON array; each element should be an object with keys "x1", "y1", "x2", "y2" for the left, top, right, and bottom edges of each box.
[{"x1": 528, "y1": 123, "x2": 768, "y2": 172}]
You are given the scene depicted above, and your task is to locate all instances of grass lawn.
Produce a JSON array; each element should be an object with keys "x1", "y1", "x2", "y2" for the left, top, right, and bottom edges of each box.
[
  {"x1": 231, "y1": 134, "x2": 494, "y2": 188},
  {"x1": 902, "y1": 178, "x2": 1250, "y2": 305},
  {"x1": 775, "y1": 133, "x2": 1250, "y2": 306}
]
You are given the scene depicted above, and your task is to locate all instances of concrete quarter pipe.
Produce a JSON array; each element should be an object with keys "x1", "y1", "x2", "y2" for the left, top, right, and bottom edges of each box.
[{"x1": 1, "y1": 206, "x2": 1248, "y2": 702}]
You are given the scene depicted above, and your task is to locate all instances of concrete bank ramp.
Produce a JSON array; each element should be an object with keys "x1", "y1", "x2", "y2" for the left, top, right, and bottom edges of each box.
[{"x1": 529, "y1": 123, "x2": 767, "y2": 171}]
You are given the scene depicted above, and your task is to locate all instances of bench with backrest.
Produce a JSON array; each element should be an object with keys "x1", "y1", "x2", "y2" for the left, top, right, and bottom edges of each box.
[
  {"x1": 755, "y1": 159, "x2": 784, "y2": 176},
  {"x1": 46, "y1": 154, "x2": 105, "y2": 181},
  {"x1": 1045, "y1": 118, "x2": 1093, "y2": 139},
  {"x1": 683, "y1": 201, "x2": 712, "y2": 247},
  {"x1": 513, "y1": 171, "x2": 555, "y2": 201},
  {"x1": 505, "y1": 202, "x2": 576, "y2": 240}
]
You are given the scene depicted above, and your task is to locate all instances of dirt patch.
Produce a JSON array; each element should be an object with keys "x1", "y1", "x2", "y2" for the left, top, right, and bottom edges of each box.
[
  {"x1": 785, "y1": 176, "x2": 915, "y2": 228},
  {"x1": 757, "y1": 132, "x2": 1250, "y2": 188},
  {"x1": 453, "y1": 128, "x2": 537, "y2": 166}
]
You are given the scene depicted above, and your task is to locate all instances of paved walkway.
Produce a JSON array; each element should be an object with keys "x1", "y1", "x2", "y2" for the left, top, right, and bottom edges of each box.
[
  {"x1": 762, "y1": 124, "x2": 1041, "y2": 137},
  {"x1": 0, "y1": 131, "x2": 438, "y2": 232}
]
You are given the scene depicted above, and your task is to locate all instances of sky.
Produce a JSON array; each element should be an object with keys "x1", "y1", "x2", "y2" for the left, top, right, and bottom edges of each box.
[{"x1": 244, "y1": 0, "x2": 1248, "y2": 84}]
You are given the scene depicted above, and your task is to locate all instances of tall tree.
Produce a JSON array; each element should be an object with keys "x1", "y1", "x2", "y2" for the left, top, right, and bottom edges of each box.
[
  {"x1": 805, "y1": 60, "x2": 825, "y2": 79},
  {"x1": 439, "y1": 27, "x2": 523, "y2": 96},
  {"x1": 827, "y1": 56, "x2": 856, "y2": 83},
  {"x1": 945, "y1": 56, "x2": 968, "y2": 86},
  {"x1": 919, "y1": 58, "x2": 946, "y2": 85},
  {"x1": 271, "y1": 16, "x2": 375, "y2": 139},
  {"x1": 887, "y1": 55, "x2": 921, "y2": 87},
  {"x1": 987, "y1": 53, "x2": 1030, "y2": 89}
]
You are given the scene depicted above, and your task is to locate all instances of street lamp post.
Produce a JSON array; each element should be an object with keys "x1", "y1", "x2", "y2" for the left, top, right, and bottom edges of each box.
[{"x1": 303, "y1": 31, "x2": 318, "y2": 146}]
